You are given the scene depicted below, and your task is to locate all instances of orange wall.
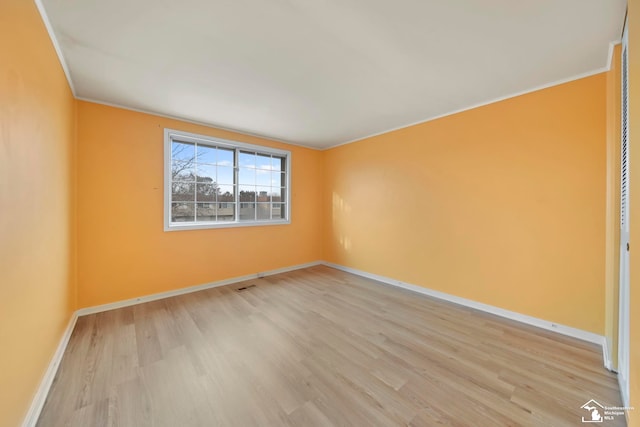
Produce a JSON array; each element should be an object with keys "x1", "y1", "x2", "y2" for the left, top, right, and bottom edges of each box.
[
  {"x1": 324, "y1": 74, "x2": 607, "y2": 334},
  {"x1": 76, "y1": 102, "x2": 323, "y2": 308},
  {"x1": 0, "y1": 1, "x2": 77, "y2": 426},
  {"x1": 627, "y1": 1, "x2": 639, "y2": 424}
]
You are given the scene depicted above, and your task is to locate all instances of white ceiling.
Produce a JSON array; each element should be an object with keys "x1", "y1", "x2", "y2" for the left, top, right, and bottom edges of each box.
[{"x1": 41, "y1": 0, "x2": 626, "y2": 149}]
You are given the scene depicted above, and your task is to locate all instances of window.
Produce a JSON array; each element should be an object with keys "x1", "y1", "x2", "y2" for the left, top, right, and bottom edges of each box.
[{"x1": 164, "y1": 129, "x2": 290, "y2": 231}]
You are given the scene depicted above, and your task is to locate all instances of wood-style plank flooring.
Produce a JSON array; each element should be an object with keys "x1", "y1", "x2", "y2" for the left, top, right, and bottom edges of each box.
[{"x1": 37, "y1": 266, "x2": 624, "y2": 426}]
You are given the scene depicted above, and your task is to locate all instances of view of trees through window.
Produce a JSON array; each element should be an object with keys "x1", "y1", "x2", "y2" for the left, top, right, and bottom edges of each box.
[{"x1": 169, "y1": 138, "x2": 287, "y2": 225}]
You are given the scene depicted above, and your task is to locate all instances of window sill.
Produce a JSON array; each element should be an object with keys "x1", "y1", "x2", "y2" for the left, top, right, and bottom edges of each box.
[{"x1": 164, "y1": 219, "x2": 291, "y2": 232}]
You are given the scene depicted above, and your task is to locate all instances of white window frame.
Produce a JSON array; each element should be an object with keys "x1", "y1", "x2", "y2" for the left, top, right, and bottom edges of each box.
[{"x1": 164, "y1": 128, "x2": 291, "y2": 231}]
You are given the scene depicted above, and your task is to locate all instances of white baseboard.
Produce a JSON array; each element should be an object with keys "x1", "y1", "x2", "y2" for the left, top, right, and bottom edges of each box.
[
  {"x1": 76, "y1": 261, "x2": 323, "y2": 316},
  {"x1": 323, "y1": 262, "x2": 607, "y2": 349},
  {"x1": 619, "y1": 374, "x2": 630, "y2": 409},
  {"x1": 602, "y1": 337, "x2": 616, "y2": 372},
  {"x1": 22, "y1": 312, "x2": 78, "y2": 427}
]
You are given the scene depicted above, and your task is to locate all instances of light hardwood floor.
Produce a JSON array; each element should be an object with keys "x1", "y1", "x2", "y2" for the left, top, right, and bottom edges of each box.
[{"x1": 37, "y1": 266, "x2": 624, "y2": 426}]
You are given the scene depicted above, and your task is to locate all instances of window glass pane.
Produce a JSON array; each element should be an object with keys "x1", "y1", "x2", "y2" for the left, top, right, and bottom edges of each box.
[
  {"x1": 239, "y1": 202, "x2": 256, "y2": 221},
  {"x1": 217, "y1": 203, "x2": 235, "y2": 221},
  {"x1": 239, "y1": 151, "x2": 256, "y2": 168},
  {"x1": 218, "y1": 185, "x2": 234, "y2": 201},
  {"x1": 196, "y1": 164, "x2": 216, "y2": 183},
  {"x1": 217, "y1": 148, "x2": 234, "y2": 166},
  {"x1": 257, "y1": 203, "x2": 270, "y2": 220},
  {"x1": 256, "y1": 169, "x2": 271, "y2": 186},
  {"x1": 256, "y1": 187, "x2": 270, "y2": 202},
  {"x1": 172, "y1": 141, "x2": 195, "y2": 162},
  {"x1": 239, "y1": 167, "x2": 255, "y2": 185},
  {"x1": 270, "y1": 187, "x2": 283, "y2": 202},
  {"x1": 171, "y1": 202, "x2": 194, "y2": 222},
  {"x1": 271, "y1": 203, "x2": 284, "y2": 220},
  {"x1": 274, "y1": 171, "x2": 286, "y2": 187},
  {"x1": 196, "y1": 204, "x2": 216, "y2": 222},
  {"x1": 218, "y1": 184, "x2": 235, "y2": 202},
  {"x1": 217, "y1": 166, "x2": 234, "y2": 185},
  {"x1": 256, "y1": 154, "x2": 271, "y2": 170},
  {"x1": 239, "y1": 186, "x2": 256, "y2": 202},
  {"x1": 172, "y1": 182, "x2": 195, "y2": 201},
  {"x1": 272, "y1": 156, "x2": 285, "y2": 173},
  {"x1": 196, "y1": 183, "x2": 217, "y2": 202},
  {"x1": 196, "y1": 145, "x2": 216, "y2": 164},
  {"x1": 172, "y1": 161, "x2": 195, "y2": 182},
  {"x1": 266, "y1": 171, "x2": 276, "y2": 187}
]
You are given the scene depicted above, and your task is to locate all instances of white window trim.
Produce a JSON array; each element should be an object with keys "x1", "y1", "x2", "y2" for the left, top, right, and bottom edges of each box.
[{"x1": 164, "y1": 128, "x2": 291, "y2": 231}]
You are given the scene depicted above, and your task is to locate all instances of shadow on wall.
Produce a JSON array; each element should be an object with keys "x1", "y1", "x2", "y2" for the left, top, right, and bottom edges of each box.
[{"x1": 332, "y1": 191, "x2": 352, "y2": 252}]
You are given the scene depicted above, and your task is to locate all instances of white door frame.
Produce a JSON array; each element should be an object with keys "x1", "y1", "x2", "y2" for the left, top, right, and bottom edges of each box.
[{"x1": 618, "y1": 21, "x2": 630, "y2": 408}]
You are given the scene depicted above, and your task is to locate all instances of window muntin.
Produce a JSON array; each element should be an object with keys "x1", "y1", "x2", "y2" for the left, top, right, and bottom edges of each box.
[{"x1": 164, "y1": 129, "x2": 290, "y2": 230}]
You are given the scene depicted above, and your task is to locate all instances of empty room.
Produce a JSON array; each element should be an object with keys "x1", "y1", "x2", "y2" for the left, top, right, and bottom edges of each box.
[{"x1": 2, "y1": 0, "x2": 639, "y2": 426}]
